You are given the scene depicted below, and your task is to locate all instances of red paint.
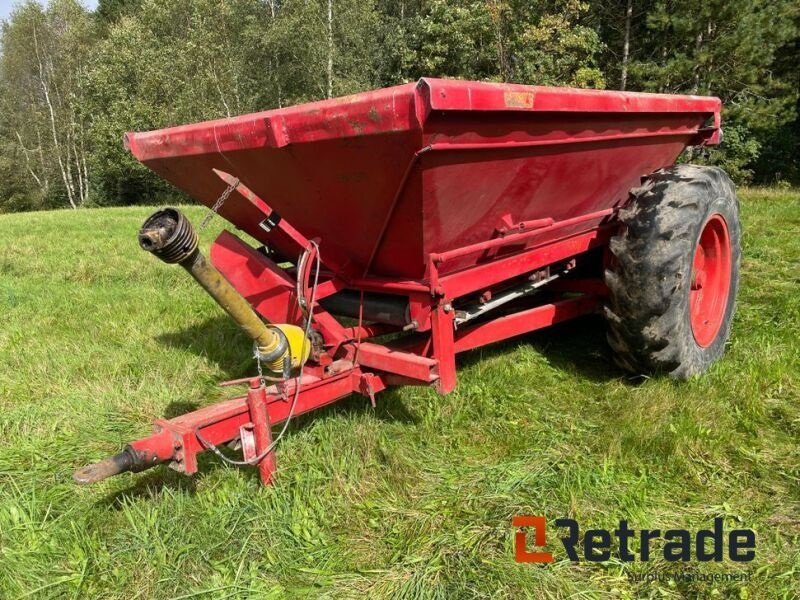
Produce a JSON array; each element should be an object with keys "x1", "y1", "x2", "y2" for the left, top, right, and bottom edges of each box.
[
  {"x1": 127, "y1": 78, "x2": 720, "y2": 280},
  {"x1": 354, "y1": 342, "x2": 438, "y2": 383},
  {"x1": 247, "y1": 381, "x2": 276, "y2": 485},
  {"x1": 79, "y1": 79, "x2": 724, "y2": 486},
  {"x1": 438, "y1": 228, "x2": 611, "y2": 299},
  {"x1": 454, "y1": 297, "x2": 599, "y2": 353},
  {"x1": 690, "y1": 214, "x2": 732, "y2": 347},
  {"x1": 429, "y1": 209, "x2": 614, "y2": 265},
  {"x1": 431, "y1": 305, "x2": 457, "y2": 393},
  {"x1": 210, "y1": 231, "x2": 347, "y2": 346}
]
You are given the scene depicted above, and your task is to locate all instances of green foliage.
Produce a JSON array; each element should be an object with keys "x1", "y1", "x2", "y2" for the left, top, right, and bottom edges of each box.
[
  {"x1": 685, "y1": 125, "x2": 761, "y2": 184},
  {"x1": 268, "y1": 0, "x2": 382, "y2": 103},
  {"x1": 375, "y1": 0, "x2": 605, "y2": 86},
  {"x1": 0, "y1": 124, "x2": 39, "y2": 212},
  {"x1": 406, "y1": 1, "x2": 499, "y2": 80},
  {"x1": 0, "y1": 0, "x2": 95, "y2": 210},
  {"x1": 95, "y1": 0, "x2": 142, "y2": 25},
  {"x1": 510, "y1": 0, "x2": 605, "y2": 88},
  {"x1": 0, "y1": 0, "x2": 797, "y2": 212},
  {"x1": 84, "y1": 0, "x2": 273, "y2": 205},
  {"x1": 620, "y1": 0, "x2": 798, "y2": 185}
]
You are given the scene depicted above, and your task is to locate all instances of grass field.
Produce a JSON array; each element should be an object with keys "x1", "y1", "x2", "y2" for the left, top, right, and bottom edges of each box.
[{"x1": 0, "y1": 188, "x2": 798, "y2": 599}]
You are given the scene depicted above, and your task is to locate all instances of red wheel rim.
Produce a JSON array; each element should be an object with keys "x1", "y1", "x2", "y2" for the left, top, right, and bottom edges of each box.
[{"x1": 689, "y1": 214, "x2": 732, "y2": 347}]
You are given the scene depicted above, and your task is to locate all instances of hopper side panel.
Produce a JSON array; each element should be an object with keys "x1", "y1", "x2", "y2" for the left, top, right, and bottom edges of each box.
[{"x1": 420, "y1": 111, "x2": 710, "y2": 275}]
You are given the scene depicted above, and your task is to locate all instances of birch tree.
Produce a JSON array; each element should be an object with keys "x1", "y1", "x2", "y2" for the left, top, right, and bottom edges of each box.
[
  {"x1": 0, "y1": 0, "x2": 93, "y2": 209},
  {"x1": 267, "y1": 0, "x2": 380, "y2": 103},
  {"x1": 620, "y1": 0, "x2": 632, "y2": 90},
  {"x1": 326, "y1": 0, "x2": 334, "y2": 98}
]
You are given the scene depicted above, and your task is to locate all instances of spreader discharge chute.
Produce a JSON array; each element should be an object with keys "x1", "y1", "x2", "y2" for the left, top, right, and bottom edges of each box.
[{"x1": 74, "y1": 78, "x2": 739, "y2": 486}]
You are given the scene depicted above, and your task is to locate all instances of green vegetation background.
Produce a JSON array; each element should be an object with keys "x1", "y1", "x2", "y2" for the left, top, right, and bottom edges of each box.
[{"x1": 0, "y1": 0, "x2": 798, "y2": 213}]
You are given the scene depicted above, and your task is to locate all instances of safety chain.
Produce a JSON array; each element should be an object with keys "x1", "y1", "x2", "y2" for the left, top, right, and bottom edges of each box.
[
  {"x1": 200, "y1": 178, "x2": 240, "y2": 230},
  {"x1": 255, "y1": 345, "x2": 265, "y2": 387}
]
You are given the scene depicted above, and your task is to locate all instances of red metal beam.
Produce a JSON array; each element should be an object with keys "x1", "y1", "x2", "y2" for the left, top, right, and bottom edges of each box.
[
  {"x1": 440, "y1": 228, "x2": 611, "y2": 299},
  {"x1": 354, "y1": 342, "x2": 439, "y2": 383},
  {"x1": 343, "y1": 323, "x2": 399, "y2": 340},
  {"x1": 429, "y1": 209, "x2": 614, "y2": 265},
  {"x1": 147, "y1": 368, "x2": 373, "y2": 477},
  {"x1": 425, "y1": 129, "x2": 706, "y2": 154},
  {"x1": 431, "y1": 305, "x2": 457, "y2": 393},
  {"x1": 454, "y1": 296, "x2": 599, "y2": 353}
]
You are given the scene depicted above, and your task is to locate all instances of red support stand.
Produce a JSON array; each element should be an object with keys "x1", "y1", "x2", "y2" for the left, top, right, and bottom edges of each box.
[
  {"x1": 246, "y1": 380, "x2": 277, "y2": 485},
  {"x1": 431, "y1": 304, "x2": 457, "y2": 394}
]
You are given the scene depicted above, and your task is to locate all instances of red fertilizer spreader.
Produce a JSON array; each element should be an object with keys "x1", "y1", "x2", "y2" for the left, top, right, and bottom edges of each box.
[{"x1": 74, "y1": 78, "x2": 740, "y2": 486}]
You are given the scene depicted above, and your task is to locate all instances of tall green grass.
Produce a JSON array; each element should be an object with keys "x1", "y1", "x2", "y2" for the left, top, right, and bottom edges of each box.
[{"x1": 1, "y1": 189, "x2": 798, "y2": 598}]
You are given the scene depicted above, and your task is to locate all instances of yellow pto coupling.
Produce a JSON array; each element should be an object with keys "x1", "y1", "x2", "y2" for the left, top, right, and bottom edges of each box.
[{"x1": 256, "y1": 324, "x2": 311, "y2": 373}]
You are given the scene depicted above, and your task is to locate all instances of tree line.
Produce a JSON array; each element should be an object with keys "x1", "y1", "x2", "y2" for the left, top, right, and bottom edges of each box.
[{"x1": 0, "y1": 0, "x2": 797, "y2": 212}]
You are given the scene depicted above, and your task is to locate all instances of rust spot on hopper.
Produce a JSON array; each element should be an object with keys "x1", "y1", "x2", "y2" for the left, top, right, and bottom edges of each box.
[{"x1": 504, "y1": 91, "x2": 535, "y2": 108}]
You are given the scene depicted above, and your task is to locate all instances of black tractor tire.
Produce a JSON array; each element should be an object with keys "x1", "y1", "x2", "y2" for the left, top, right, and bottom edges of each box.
[{"x1": 604, "y1": 164, "x2": 741, "y2": 379}]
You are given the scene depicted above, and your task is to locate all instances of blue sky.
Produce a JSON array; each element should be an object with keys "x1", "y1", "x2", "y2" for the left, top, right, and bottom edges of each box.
[{"x1": 0, "y1": 0, "x2": 98, "y2": 21}]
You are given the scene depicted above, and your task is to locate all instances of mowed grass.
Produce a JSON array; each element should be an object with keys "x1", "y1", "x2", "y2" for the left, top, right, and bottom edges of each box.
[{"x1": 0, "y1": 189, "x2": 798, "y2": 599}]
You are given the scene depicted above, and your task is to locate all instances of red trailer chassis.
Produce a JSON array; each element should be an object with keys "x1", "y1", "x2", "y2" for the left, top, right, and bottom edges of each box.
[
  {"x1": 73, "y1": 78, "x2": 722, "y2": 486},
  {"x1": 104, "y1": 207, "x2": 610, "y2": 485}
]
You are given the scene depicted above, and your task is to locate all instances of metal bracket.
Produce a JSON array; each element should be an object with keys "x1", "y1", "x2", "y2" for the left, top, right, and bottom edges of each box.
[
  {"x1": 240, "y1": 424, "x2": 257, "y2": 462},
  {"x1": 359, "y1": 373, "x2": 378, "y2": 407}
]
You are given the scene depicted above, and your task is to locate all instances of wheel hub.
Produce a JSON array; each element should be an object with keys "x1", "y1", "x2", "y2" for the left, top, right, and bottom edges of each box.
[{"x1": 689, "y1": 214, "x2": 732, "y2": 347}]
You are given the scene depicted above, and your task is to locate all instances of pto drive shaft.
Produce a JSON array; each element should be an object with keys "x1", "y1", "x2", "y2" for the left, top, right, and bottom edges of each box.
[
  {"x1": 72, "y1": 208, "x2": 309, "y2": 485},
  {"x1": 137, "y1": 207, "x2": 308, "y2": 372}
]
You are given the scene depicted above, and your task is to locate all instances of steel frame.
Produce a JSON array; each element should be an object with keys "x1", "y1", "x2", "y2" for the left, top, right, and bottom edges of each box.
[{"x1": 118, "y1": 197, "x2": 611, "y2": 486}]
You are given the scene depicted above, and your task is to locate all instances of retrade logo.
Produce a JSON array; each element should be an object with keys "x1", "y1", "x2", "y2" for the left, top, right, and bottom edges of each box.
[
  {"x1": 512, "y1": 516, "x2": 553, "y2": 563},
  {"x1": 513, "y1": 517, "x2": 755, "y2": 563}
]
